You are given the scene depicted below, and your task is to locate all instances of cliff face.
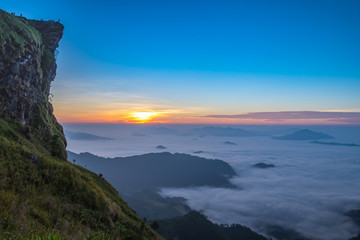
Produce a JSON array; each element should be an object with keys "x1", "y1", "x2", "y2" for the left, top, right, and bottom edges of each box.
[
  {"x1": 0, "y1": 10, "x2": 66, "y2": 160},
  {"x1": 0, "y1": 10, "x2": 163, "y2": 239}
]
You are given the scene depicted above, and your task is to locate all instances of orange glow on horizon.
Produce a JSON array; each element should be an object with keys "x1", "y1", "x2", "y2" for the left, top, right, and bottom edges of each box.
[
  {"x1": 55, "y1": 113, "x2": 357, "y2": 125},
  {"x1": 129, "y1": 112, "x2": 158, "y2": 123},
  {"x1": 53, "y1": 102, "x2": 359, "y2": 125}
]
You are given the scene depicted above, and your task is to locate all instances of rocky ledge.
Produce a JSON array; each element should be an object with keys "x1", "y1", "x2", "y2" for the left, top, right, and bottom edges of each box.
[{"x1": 0, "y1": 10, "x2": 66, "y2": 160}]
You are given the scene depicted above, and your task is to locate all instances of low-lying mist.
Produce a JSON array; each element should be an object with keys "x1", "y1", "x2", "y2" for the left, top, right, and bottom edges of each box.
[{"x1": 63, "y1": 124, "x2": 360, "y2": 240}]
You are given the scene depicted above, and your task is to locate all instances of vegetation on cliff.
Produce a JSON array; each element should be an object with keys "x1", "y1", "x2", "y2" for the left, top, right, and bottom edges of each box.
[
  {"x1": 0, "y1": 10, "x2": 162, "y2": 240},
  {"x1": 0, "y1": 117, "x2": 162, "y2": 239},
  {"x1": 0, "y1": 9, "x2": 66, "y2": 161},
  {"x1": 0, "y1": 10, "x2": 41, "y2": 60}
]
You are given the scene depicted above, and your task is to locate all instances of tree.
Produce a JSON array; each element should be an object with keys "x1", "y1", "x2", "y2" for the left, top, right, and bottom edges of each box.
[{"x1": 150, "y1": 221, "x2": 159, "y2": 230}]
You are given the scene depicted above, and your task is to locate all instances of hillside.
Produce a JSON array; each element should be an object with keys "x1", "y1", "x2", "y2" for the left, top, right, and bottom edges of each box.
[
  {"x1": 68, "y1": 151, "x2": 236, "y2": 220},
  {"x1": 67, "y1": 151, "x2": 237, "y2": 193},
  {"x1": 156, "y1": 211, "x2": 268, "y2": 240},
  {"x1": 0, "y1": 10, "x2": 161, "y2": 240}
]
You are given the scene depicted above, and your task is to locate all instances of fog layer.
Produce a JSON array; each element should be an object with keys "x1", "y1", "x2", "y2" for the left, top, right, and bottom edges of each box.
[{"x1": 63, "y1": 124, "x2": 360, "y2": 239}]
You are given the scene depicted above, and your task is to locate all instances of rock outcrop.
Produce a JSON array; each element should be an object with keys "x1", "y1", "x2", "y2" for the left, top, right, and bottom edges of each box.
[
  {"x1": 0, "y1": 11, "x2": 163, "y2": 239},
  {"x1": 0, "y1": 10, "x2": 66, "y2": 160}
]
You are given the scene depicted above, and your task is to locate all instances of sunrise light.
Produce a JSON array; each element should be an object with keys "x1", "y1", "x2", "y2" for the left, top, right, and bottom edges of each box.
[{"x1": 131, "y1": 112, "x2": 158, "y2": 123}]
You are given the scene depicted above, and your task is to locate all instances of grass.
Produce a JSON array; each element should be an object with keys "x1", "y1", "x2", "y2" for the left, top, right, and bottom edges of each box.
[
  {"x1": 0, "y1": 117, "x2": 162, "y2": 240},
  {"x1": 30, "y1": 101, "x2": 67, "y2": 161},
  {"x1": 0, "y1": 9, "x2": 41, "y2": 61},
  {"x1": 0, "y1": 9, "x2": 161, "y2": 239},
  {"x1": 0, "y1": 9, "x2": 67, "y2": 161}
]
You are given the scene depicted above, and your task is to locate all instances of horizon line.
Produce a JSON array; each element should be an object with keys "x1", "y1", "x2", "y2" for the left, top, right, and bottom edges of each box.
[{"x1": 59, "y1": 121, "x2": 360, "y2": 126}]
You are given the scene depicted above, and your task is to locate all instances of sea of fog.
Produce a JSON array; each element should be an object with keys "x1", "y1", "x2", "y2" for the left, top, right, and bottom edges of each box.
[{"x1": 63, "y1": 124, "x2": 360, "y2": 240}]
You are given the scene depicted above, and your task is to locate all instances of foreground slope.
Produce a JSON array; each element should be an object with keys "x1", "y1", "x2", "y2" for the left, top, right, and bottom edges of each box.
[
  {"x1": 0, "y1": 118, "x2": 161, "y2": 239},
  {"x1": 0, "y1": 10, "x2": 161, "y2": 239},
  {"x1": 156, "y1": 211, "x2": 268, "y2": 240}
]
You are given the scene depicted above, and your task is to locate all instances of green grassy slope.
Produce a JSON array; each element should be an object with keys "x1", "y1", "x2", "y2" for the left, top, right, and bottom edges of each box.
[
  {"x1": 0, "y1": 10, "x2": 41, "y2": 60},
  {"x1": 0, "y1": 117, "x2": 162, "y2": 240},
  {"x1": 0, "y1": 9, "x2": 67, "y2": 161}
]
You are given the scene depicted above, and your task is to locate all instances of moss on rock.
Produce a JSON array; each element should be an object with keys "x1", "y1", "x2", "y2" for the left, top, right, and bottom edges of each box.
[{"x1": 0, "y1": 9, "x2": 66, "y2": 161}]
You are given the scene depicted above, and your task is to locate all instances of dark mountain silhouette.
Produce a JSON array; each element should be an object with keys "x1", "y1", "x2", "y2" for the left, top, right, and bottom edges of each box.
[
  {"x1": 68, "y1": 151, "x2": 237, "y2": 220},
  {"x1": 156, "y1": 211, "x2": 268, "y2": 240},
  {"x1": 156, "y1": 145, "x2": 167, "y2": 149},
  {"x1": 311, "y1": 140, "x2": 360, "y2": 147},
  {"x1": 193, "y1": 150, "x2": 204, "y2": 153},
  {"x1": 274, "y1": 129, "x2": 333, "y2": 140},
  {"x1": 67, "y1": 151, "x2": 237, "y2": 193},
  {"x1": 253, "y1": 163, "x2": 275, "y2": 168},
  {"x1": 224, "y1": 141, "x2": 237, "y2": 145},
  {"x1": 65, "y1": 131, "x2": 113, "y2": 140}
]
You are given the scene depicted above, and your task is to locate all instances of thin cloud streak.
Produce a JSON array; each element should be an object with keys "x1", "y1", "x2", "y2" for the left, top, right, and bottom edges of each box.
[{"x1": 201, "y1": 111, "x2": 360, "y2": 125}]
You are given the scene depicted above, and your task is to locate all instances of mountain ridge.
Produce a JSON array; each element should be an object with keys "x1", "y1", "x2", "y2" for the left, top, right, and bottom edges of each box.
[
  {"x1": 273, "y1": 129, "x2": 333, "y2": 140},
  {"x1": 67, "y1": 151, "x2": 237, "y2": 192}
]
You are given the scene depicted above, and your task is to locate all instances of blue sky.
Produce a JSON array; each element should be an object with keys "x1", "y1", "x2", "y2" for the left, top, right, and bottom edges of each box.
[{"x1": 2, "y1": 0, "x2": 360, "y2": 123}]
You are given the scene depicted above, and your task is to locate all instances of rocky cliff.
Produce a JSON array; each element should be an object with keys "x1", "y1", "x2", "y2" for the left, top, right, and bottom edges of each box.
[
  {"x1": 0, "y1": 10, "x2": 162, "y2": 239},
  {"x1": 0, "y1": 9, "x2": 66, "y2": 160}
]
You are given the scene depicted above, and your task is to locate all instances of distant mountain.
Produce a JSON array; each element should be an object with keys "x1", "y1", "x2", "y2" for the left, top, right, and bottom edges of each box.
[
  {"x1": 274, "y1": 129, "x2": 333, "y2": 140},
  {"x1": 311, "y1": 141, "x2": 360, "y2": 147},
  {"x1": 253, "y1": 163, "x2": 275, "y2": 169},
  {"x1": 67, "y1": 151, "x2": 237, "y2": 192},
  {"x1": 187, "y1": 127, "x2": 258, "y2": 137},
  {"x1": 68, "y1": 151, "x2": 237, "y2": 220},
  {"x1": 156, "y1": 145, "x2": 167, "y2": 149},
  {"x1": 224, "y1": 141, "x2": 237, "y2": 145},
  {"x1": 193, "y1": 150, "x2": 204, "y2": 153},
  {"x1": 156, "y1": 211, "x2": 268, "y2": 240},
  {"x1": 65, "y1": 131, "x2": 113, "y2": 140}
]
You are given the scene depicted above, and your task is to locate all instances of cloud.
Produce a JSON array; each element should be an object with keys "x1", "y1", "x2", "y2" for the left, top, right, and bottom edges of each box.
[
  {"x1": 64, "y1": 123, "x2": 360, "y2": 239},
  {"x1": 201, "y1": 111, "x2": 360, "y2": 125}
]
